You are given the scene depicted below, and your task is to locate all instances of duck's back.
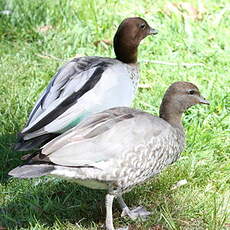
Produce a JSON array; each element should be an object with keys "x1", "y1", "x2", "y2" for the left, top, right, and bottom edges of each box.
[
  {"x1": 16, "y1": 56, "x2": 139, "y2": 151},
  {"x1": 24, "y1": 57, "x2": 136, "y2": 131}
]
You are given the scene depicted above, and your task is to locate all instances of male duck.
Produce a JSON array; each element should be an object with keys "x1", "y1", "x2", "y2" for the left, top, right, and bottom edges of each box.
[
  {"x1": 15, "y1": 17, "x2": 157, "y2": 151},
  {"x1": 10, "y1": 82, "x2": 209, "y2": 230}
]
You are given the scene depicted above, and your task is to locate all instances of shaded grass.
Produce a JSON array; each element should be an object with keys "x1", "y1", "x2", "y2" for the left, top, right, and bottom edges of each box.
[{"x1": 0, "y1": 0, "x2": 229, "y2": 229}]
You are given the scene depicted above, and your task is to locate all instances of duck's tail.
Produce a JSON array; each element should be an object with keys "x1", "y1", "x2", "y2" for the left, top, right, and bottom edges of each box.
[
  {"x1": 8, "y1": 164, "x2": 55, "y2": 178},
  {"x1": 14, "y1": 133, "x2": 59, "y2": 151}
]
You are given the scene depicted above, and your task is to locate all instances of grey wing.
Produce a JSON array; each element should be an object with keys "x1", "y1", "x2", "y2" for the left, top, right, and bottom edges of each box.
[
  {"x1": 41, "y1": 108, "x2": 172, "y2": 167},
  {"x1": 42, "y1": 107, "x2": 138, "y2": 154},
  {"x1": 22, "y1": 56, "x2": 113, "y2": 134}
]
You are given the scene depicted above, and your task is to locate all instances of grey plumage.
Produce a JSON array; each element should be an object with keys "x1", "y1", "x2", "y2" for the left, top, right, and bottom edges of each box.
[
  {"x1": 9, "y1": 164, "x2": 54, "y2": 179},
  {"x1": 9, "y1": 82, "x2": 209, "y2": 230}
]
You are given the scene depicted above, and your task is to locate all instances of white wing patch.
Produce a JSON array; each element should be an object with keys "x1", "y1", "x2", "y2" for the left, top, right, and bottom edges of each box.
[
  {"x1": 22, "y1": 67, "x2": 98, "y2": 134},
  {"x1": 26, "y1": 63, "x2": 136, "y2": 137}
]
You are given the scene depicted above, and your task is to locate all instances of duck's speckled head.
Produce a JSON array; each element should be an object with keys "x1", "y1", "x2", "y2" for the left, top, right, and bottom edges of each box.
[
  {"x1": 160, "y1": 81, "x2": 209, "y2": 127},
  {"x1": 114, "y1": 17, "x2": 157, "y2": 64}
]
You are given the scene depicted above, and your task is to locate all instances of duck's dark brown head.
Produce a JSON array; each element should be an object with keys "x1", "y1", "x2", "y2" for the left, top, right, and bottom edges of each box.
[
  {"x1": 113, "y1": 17, "x2": 157, "y2": 64},
  {"x1": 160, "y1": 81, "x2": 209, "y2": 128}
]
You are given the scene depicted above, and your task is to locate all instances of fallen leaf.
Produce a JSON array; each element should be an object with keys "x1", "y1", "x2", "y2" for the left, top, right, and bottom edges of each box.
[
  {"x1": 102, "y1": 39, "x2": 112, "y2": 46},
  {"x1": 164, "y1": 1, "x2": 206, "y2": 20},
  {"x1": 94, "y1": 39, "x2": 112, "y2": 47},
  {"x1": 35, "y1": 53, "x2": 63, "y2": 61},
  {"x1": 0, "y1": 10, "x2": 12, "y2": 15},
  {"x1": 0, "y1": 226, "x2": 8, "y2": 230},
  {"x1": 197, "y1": 0, "x2": 206, "y2": 15},
  {"x1": 73, "y1": 54, "x2": 84, "y2": 58},
  {"x1": 37, "y1": 25, "x2": 53, "y2": 33},
  {"x1": 164, "y1": 2, "x2": 181, "y2": 16},
  {"x1": 138, "y1": 83, "x2": 152, "y2": 89},
  {"x1": 180, "y1": 2, "x2": 199, "y2": 19},
  {"x1": 171, "y1": 179, "x2": 188, "y2": 190},
  {"x1": 68, "y1": 53, "x2": 84, "y2": 61}
]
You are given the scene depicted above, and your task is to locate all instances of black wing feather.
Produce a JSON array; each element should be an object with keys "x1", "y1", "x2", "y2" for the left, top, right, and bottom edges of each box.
[{"x1": 22, "y1": 57, "x2": 113, "y2": 134}]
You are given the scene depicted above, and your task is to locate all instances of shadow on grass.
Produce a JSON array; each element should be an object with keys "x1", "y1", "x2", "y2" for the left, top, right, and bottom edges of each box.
[
  {"x1": 1, "y1": 178, "x2": 161, "y2": 230},
  {"x1": 0, "y1": 134, "x2": 128, "y2": 229},
  {"x1": 0, "y1": 133, "x2": 107, "y2": 229},
  {"x1": 0, "y1": 134, "x2": 169, "y2": 229},
  {"x1": 0, "y1": 133, "x2": 26, "y2": 184},
  {"x1": 1, "y1": 178, "x2": 111, "y2": 229}
]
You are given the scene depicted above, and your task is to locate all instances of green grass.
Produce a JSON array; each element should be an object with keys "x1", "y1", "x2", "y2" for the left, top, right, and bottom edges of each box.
[{"x1": 0, "y1": 0, "x2": 229, "y2": 229}]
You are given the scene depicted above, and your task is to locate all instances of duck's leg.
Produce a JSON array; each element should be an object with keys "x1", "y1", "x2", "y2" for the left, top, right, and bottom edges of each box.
[
  {"x1": 105, "y1": 194, "x2": 115, "y2": 230},
  {"x1": 117, "y1": 195, "x2": 151, "y2": 220},
  {"x1": 105, "y1": 194, "x2": 129, "y2": 230}
]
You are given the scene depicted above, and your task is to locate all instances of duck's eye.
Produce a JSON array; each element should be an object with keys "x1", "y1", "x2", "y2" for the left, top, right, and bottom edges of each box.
[
  {"x1": 188, "y1": 90, "x2": 195, "y2": 95},
  {"x1": 140, "y1": 23, "x2": 146, "y2": 29}
]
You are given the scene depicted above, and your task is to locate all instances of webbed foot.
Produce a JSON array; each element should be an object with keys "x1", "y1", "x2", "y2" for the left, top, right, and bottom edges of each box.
[{"x1": 121, "y1": 206, "x2": 151, "y2": 220}]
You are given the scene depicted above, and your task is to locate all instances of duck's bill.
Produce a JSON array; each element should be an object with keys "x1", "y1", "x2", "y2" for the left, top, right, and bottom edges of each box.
[
  {"x1": 149, "y1": 27, "x2": 158, "y2": 35},
  {"x1": 199, "y1": 96, "x2": 210, "y2": 105}
]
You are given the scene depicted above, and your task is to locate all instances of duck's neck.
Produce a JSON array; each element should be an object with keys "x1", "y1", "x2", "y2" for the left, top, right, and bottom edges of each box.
[
  {"x1": 113, "y1": 34, "x2": 138, "y2": 64},
  {"x1": 159, "y1": 99, "x2": 183, "y2": 130}
]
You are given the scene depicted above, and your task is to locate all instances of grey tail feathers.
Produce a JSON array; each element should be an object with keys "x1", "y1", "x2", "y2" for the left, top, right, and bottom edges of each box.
[
  {"x1": 8, "y1": 164, "x2": 55, "y2": 178},
  {"x1": 14, "y1": 133, "x2": 60, "y2": 151}
]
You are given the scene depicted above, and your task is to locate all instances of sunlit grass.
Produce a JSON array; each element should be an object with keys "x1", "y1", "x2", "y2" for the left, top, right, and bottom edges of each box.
[{"x1": 0, "y1": 0, "x2": 229, "y2": 229}]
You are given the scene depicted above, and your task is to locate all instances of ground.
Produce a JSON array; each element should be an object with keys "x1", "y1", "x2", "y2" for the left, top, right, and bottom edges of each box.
[{"x1": 0, "y1": 0, "x2": 229, "y2": 229}]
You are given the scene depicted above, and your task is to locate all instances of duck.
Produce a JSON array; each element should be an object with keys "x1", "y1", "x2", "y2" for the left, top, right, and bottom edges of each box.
[
  {"x1": 9, "y1": 81, "x2": 209, "y2": 230},
  {"x1": 15, "y1": 17, "x2": 158, "y2": 151}
]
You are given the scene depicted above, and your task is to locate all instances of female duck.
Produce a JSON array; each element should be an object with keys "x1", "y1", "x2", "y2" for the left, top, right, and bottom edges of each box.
[
  {"x1": 10, "y1": 82, "x2": 209, "y2": 230},
  {"x1": 15, "y1": 17, "x2": 157, "y2": 151}
]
